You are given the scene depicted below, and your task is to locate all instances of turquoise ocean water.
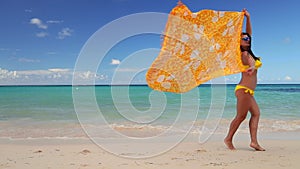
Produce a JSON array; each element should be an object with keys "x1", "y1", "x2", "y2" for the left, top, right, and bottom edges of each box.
[{"x1": 0, "y1": 84, "x2": 299, "y2": 139}]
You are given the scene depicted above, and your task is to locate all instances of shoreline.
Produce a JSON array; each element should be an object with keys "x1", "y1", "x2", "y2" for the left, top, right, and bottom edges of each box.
[
  {"x1": 1, "y1": 130, "x2": 300, "y2": 145},
  {"x1": 1, "y1": 118, "x2": 300, "y2": 140}
]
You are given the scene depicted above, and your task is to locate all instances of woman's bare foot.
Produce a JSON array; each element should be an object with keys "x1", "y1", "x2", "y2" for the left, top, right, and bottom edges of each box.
[
  {"x1": 224, "y1": 139, "x2": 236, "y2": 150},
  {"x1": 250, "y1": 142, "x2": 265, "y2": 151}
]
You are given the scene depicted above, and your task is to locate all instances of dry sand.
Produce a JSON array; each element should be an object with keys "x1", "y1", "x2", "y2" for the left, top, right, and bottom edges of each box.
[{"x1": 1, "y1": 133, "x2": 299, "y2": 169}]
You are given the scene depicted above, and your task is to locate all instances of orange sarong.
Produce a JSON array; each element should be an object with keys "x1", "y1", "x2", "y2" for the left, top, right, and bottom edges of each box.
[{"x1": 146, "y1": 4, "x2": 245, "y2": 93}]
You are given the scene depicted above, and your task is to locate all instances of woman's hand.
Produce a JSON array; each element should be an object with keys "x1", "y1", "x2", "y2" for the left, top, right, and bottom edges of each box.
[
  {"x1": 177, "y1": 0, "x2": 183, "y2": 6},
  {"x1": 242, "y1": 8, "x2": 250, "y2": 18}
]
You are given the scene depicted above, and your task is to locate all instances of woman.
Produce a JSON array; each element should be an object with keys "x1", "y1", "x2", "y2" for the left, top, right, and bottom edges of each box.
[{"x1": 224, "y1": 9, "x2": 265, "y2": 151}]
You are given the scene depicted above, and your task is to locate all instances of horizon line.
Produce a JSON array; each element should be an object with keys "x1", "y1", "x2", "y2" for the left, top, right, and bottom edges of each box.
[{"x1": 1, "y1": 83, "x2": 300, "y2": 87}]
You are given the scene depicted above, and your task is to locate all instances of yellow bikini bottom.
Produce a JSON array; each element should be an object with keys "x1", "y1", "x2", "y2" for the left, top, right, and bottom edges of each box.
[{"x1": 235, "y1": 85, "x2": 254, "y2": 96}]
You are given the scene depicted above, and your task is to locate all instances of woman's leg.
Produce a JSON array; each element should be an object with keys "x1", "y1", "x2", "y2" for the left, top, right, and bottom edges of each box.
[
  {"x1": 224, "y1": 90, "x2": 251, "y2": 150},
  {"x1": 249, "y1": 97, "x2": 265, "y2": 151}
]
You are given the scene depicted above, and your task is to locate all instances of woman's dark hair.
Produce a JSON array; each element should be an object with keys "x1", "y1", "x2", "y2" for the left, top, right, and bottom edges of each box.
[{"x1": 240, "y1": 32, "x2": 260, "y2": 61}]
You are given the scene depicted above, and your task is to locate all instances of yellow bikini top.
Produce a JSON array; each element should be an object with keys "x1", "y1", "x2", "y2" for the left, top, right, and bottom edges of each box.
[
  {"x1": 254, "y1": 59, "x2": 262, "y2": 69},
  {"x1": 243, "y1": 57, "x2": 262, "y2": 70}
]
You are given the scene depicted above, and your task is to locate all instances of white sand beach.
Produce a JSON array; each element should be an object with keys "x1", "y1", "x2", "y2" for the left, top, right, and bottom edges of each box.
[{"x1": 1, "y1": 132, "x2": 299, "y2": 169}]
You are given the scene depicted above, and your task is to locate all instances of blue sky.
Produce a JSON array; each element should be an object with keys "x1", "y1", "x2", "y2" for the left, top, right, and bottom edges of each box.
[{"x1": 0, "y1": 0, "x2": 299, "y2": 85}]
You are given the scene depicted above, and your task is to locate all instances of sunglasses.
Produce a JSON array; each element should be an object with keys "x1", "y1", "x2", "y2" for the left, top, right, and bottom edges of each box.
[{"x1": 241, "y1": 37, "x2": 250, "y2": 41}]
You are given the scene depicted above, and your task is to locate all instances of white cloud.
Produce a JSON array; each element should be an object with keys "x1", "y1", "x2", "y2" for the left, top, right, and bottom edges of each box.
[
  {"x1": 47, "y1": 20, "x2": 64, "y2": 24},
  {"x1": 0, "y1": 68, "x2": 107, "y2": 85},
  {"x1": 16, "y1": 69, "x2": 52, "y2": 75},
  {"x1": 78, "y1": 71, "x2": 93, "y2": 79},
  {"x1": 29, "y1": 18, "x2": 74, "y2": 40},
  {"x1": 0, "y1": 68, "x2": 18, "y2": 79},
  {"x1": 48, "y1": 68, "x2": 70, "y2": 72},
  {"x1": 0, "y1": 48, "x2": 9, "y2": 51},
  {"x1": 30, "y1": 18, "x2": 48, "y2": 29},
  {"x1": 111, "y1": 59, "x2": 121, "y2": 65},
  {"x1": 57, "y1": 27, "x2": 73, "y2": 39},
  {"x1": 18, "y1": 57, "x2": 40, "y2": 63},
  {"x1": 25, "y1": 9, "x2": 32, "y2": 13},
  {"x1": 35, "y1": 32, "x2": 48, "y2": 38},
  {"x1": 284, "y1": 76, "x2": 292, "y2": 81}
]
